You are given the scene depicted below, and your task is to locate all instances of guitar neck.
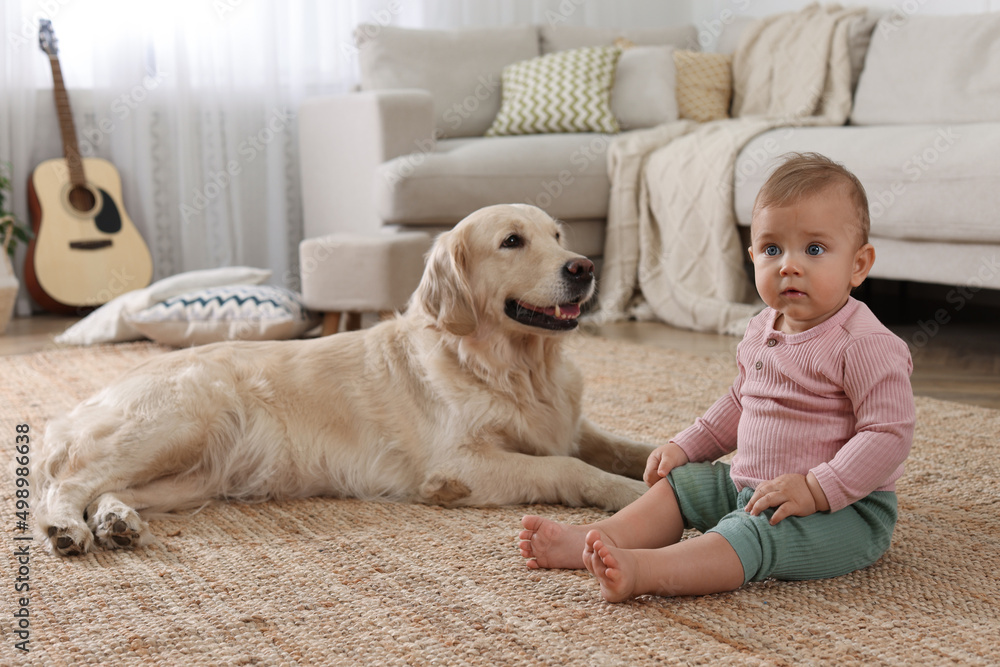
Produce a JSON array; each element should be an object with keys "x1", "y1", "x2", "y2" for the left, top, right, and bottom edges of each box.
[{"x1": 47, "y1": 54, "x2": 86, "y2": 187}]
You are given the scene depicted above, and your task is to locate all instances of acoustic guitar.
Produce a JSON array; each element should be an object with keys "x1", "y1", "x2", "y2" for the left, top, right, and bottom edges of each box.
[{"x1": 25, "y1": 19, "x2": 152, "y2": 314}]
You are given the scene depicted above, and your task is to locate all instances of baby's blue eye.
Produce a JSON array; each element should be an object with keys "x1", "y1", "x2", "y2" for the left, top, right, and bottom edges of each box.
[
  {"x1": 807, "y1": 244, "x2": 824, "y2": 256},
  {"x1": 763, "y1": 245, "x2": 781, "y2": 256}
]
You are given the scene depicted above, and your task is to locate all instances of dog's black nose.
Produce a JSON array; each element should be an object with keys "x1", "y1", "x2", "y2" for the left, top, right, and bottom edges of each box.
[{"x1": 563, "y1": 257, "x2": 595, "y2": 283}]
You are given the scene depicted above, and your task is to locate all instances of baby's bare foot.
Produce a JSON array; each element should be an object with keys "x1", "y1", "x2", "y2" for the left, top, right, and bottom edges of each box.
[
  {"x1": 519, "y1": 515, "x2": 595, "y2": 569},
  {"x1": 583, "y1": 530, "x2": 639, "y2": 602}
]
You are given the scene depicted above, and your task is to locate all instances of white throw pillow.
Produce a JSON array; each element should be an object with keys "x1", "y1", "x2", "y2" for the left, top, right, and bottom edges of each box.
[
  {"x1": 612, "y1": 45, "x2": 679, "y2": 130},
  {"x1": 54, "y1": 267, "x2": 272, "y2": 346},
  {"x1": 124, "y1": 285, "x2": 320, "y2": 347},
  {"x1": 851, "y1": 12, "x2": 1000, "y2": 125}
]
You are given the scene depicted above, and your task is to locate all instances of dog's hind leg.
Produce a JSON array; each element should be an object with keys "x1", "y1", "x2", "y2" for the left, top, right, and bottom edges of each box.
[
  {"x1": 35, "y1": 414, "x2": 122, "y2": 556},
  {"x1": 36, "y1": 400, "x2": 207, "y2": 556},
  {"x1": 39, "y1": 470, "x2": 139, "y2": 556},
  {"x1": 37, "y1": 481, "x2": 100, "y2": 556},
  {"x1": 86, "y1": 474, "x2": 212, "y2": 550},
  {"x1": 86, "y1": 493, "x2": 152, "y2": 551}
]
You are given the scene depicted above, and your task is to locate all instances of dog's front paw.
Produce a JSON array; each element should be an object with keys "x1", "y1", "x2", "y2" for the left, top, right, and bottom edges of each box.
[
  {"x1": 598, "y1": 478, "x2": 648, "y2": 512},
  {"x1": 419, "y1": 474, "x2": 472, "y2": 506}
]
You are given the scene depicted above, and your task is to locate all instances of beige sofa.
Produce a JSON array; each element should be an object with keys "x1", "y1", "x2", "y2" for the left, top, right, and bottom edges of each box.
[
  {"x1": 299, "y1": 23, "x2": 698, "y2": 263},
  {"x1": 298, "y1": 12, "x2": 1000, "y2": 307}
]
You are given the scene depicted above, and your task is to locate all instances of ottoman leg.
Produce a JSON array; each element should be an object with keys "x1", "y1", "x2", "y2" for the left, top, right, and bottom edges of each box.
[
  {"x1": 321, "y1": 312, "x2": 342, "y2": 336},
  {"x1": 345, "y1": 312, "x2": 362, "y2": 332}
]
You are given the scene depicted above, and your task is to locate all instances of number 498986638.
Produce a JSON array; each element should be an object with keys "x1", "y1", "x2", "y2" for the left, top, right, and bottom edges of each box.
[{"x1": 15, "y1": 424, "x2": 31, "y2": 531}]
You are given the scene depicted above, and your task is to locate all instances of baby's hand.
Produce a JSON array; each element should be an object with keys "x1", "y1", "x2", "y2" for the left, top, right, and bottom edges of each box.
[
  {"x1": 643, "y1": 442, "x2": 689, "y2": 487},
  {"x1": 744, "y1": 473, "x2": 829, "y2": 525}
]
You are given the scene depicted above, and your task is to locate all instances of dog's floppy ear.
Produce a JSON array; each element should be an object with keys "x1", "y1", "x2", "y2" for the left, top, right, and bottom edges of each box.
[{"x1": 414, "y1": 231, "x2": 478, "y2": 336}]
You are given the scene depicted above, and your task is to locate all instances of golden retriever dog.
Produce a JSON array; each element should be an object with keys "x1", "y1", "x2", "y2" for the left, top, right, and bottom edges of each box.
[{"x1": 35, "y1": 204, "x2": 654, "y2": 556}]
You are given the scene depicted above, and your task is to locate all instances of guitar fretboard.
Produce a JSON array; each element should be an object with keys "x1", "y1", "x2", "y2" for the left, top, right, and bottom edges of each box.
[{"x1": 47, "y1": 55, "x2": 86, "y2": 187}]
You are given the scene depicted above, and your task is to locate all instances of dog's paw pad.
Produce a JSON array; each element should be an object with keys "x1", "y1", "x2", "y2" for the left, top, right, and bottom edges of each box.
[
  {"x1": 95, "y1": 512, "x2": 145, "y2": 550},
  {"x1": 46, "y1": 526, "x2": 91, "y2": 556}
]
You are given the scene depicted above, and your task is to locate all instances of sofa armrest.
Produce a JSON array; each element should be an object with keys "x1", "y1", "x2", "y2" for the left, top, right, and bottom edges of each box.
[{"x1": 298, "y1": 89, "x2": 435, "y2": 238}]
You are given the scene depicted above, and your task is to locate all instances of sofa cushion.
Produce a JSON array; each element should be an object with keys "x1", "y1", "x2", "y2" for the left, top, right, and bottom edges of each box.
[
  {"x1": 612, "y1": 45, "x2": 679, "y2": 130},
  {"x1": 356, "y1": 24, "x2": 539, "y2": 138},
  {"x1": 486, "y1": 46, "x2": 621, "y2": 136},
  {"x1": 374, "y1": 134, "x2": 613, "y2": 225},
  {"x1": 540, "y1": 25, "x2": 697, "y2": 53},
  {"x1": 851, "y1": 13, "x2": 1000, "y2": 125},
  {"x1": 674, "y1": 50, "x2": 732, "y2": 122},
  {"x1": 731, "y1": 125, "x2": 1000, "y2": 244}
]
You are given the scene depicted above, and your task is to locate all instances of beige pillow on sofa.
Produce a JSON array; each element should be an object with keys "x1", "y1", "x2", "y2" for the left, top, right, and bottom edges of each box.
[
  {"x1": 486, "y1": 46, "x2": 621, "y2": 136},
  {"x1": 356, "y1": 24, "x2": 539, "y2": 138},
  {"x1": 674, "y1": 50, "x2": 732, "y2": 122}
]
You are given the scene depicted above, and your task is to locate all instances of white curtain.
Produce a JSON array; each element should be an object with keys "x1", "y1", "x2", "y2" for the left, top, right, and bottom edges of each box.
[{"x1": 1, "y1": 0, "x2": 687, "y2": 317}]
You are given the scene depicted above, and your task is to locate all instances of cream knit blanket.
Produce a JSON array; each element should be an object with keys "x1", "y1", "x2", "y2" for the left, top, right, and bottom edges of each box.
[{"x1": 596, "y1": 5, "x2": 866, "y2": 334}]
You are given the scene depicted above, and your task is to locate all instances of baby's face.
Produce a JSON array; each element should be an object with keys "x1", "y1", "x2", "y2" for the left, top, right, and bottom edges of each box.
[{"x1": 749, "y1": 187, "x2": 873, "y2": 334}]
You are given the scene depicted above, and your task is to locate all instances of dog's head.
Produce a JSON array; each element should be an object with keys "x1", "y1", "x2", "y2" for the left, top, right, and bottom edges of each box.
[{"x1": 413, "y1": 204, "x2": 595, "y2": 337}]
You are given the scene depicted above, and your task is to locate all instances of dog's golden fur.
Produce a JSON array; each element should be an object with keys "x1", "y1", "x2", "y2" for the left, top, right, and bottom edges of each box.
[{"x1": 35, "y1": 204, "x2": 654, "y2": 556}]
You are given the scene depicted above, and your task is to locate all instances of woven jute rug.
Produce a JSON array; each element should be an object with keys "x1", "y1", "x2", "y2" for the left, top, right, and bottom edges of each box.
[{"x1": 2, "y1": 336, "x2": 998, "y2": 665}]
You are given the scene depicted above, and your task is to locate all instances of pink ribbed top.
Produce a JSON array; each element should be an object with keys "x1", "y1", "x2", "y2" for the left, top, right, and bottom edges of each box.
[{"x1": 672, "y1": 297, "x2": 915, "y2": 512}]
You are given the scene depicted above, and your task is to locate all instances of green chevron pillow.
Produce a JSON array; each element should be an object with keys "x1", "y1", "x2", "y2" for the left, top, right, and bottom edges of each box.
[{"x1": 486, "y1": 46, "x2": 621, "y2": 136}]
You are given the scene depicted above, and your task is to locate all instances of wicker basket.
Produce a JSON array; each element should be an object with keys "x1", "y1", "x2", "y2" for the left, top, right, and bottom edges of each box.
[{"x1": 0, "y1": 218, "x2": 19, "y2": 334}]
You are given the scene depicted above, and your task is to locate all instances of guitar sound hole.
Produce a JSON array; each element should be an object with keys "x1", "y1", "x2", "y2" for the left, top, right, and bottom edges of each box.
[{"x1": 68, "y1": 185, "x2": 96, "y2": 213}]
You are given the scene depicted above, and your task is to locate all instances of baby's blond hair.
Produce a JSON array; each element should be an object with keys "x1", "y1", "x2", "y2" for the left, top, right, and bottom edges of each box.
[{"x1": 752, "y1": 152, "x2": 870, "y2": 246}]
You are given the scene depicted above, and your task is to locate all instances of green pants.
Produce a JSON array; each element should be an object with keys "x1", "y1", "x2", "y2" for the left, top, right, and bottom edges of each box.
[{"x1": 667, "y1": 461, "x2": 897, "y2": 584}]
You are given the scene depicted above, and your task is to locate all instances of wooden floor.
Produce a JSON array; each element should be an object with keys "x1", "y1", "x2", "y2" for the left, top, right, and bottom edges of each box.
[
  {"x1": 4, "y1": 305, "x2": 1000, "y2": 410},
  {"x1": 1, "y1": 314, "x2": 82, "y2": 356}
]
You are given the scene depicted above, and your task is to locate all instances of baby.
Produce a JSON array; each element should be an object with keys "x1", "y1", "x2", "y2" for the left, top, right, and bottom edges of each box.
[{"x1": 519, "y1": 152, "x2": 916, "y2": 601}]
